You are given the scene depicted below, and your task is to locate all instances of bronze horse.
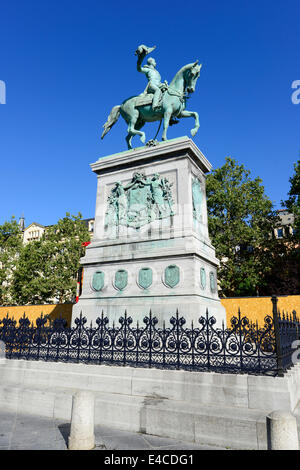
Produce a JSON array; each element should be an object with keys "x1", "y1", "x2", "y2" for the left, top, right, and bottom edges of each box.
[{"x1": 101, "y1": 61, "x2": 202, "y2": 149}]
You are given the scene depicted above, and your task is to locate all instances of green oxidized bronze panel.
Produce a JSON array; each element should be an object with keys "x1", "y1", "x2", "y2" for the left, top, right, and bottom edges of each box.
[
  {"x1": 105, "y1": 172, "x2": 175, "y2": 230},
  {"x1": 209, "y1": 271, "x2": 216, "y2": 293},
  {"x1": 92, "y1": 271, "x2": 105, "y2": 291},
  {"x1": 164, "y1": 265, "x2": 180, "y2": 288},
  {"x1": 200, "y1": 267, "x2": 206, "y2": 290},
  {"x1": 138, "y1": 267, "x2": 153, "y2": 289},
  {"x1": 192, "y1": 177, "x2": 203, "y2": 222},
  {"x1": 114, "y1": 270, "x2": 128, "y2": 291}
]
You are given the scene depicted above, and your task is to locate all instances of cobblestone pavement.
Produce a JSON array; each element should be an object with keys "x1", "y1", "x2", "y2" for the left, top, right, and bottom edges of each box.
[{"x1": 0, "y1": 411, "x2": 227, "y2": 450}]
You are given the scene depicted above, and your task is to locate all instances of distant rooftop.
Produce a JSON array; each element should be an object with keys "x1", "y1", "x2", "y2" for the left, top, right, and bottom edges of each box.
[{"x1": 277, "y1": 209, "x2": 294, "y2": 226}]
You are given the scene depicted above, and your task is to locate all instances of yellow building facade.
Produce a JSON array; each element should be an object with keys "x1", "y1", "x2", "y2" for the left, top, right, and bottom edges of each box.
[
  {"x1": 221, "y1": 295, "x2": 300, "y2": 327},
  {"x1": 0, "y1": 304, "x2": 73, "y2": 327},
  {"x1": 0, "y1": 295, "x2": 299, "y2": 329}
]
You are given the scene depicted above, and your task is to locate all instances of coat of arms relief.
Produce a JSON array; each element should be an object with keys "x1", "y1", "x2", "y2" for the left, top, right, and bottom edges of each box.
[{"x1": 105, "y1": 172, "x2": 175, "y2": 229}]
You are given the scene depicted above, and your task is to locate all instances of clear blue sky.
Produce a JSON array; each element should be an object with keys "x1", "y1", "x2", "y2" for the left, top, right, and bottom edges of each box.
[{"x1": 0, "y1": 0, "x2": 299, "y2": 227}]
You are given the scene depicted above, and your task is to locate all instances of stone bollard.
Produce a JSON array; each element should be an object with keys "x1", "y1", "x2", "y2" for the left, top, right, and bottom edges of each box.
[
  {"x1": 268, "y1": 410, "x2": 299, "y2": 450},
  {"x1": 68, "y1": 391, "x2": 95, "y2": 450}
]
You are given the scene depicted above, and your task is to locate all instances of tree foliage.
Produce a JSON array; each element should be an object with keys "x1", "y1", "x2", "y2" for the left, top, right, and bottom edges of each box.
[
  {"x1": 0, "y1": 217, "x2": 23, "y2": 305},
  {"x1": 285, "y1": 158, "x2": 300, "y2": 237},
  {"x1": 10, "y1": 213, "x2": 90, "y2": 305},
  {"x1": 271, "y1": 157, "x2": 300, "y2": 294},
  {"x1": 206, "y1": 157, "x2": 279, "y2": 297}
]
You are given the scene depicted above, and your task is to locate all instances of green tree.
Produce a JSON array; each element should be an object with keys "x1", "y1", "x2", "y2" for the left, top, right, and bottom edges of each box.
[
  {"x1": 0, "y1": 217, "x2": 23, "y2": 305},
  {"x1": 274, "y1": 157, "x2": 300, "y2": 294},
  {"x1": 285, "y1": 158, "x2": 300, "y2": 238},
  {"x1": 206, "y1": 157, "x2": 279, "y2": 297},
  {"x1": 260, "y1": 241, "x2": 300, "y2": 295},
  {"x1": 12, "y1": 213, "x2": 90, "y2": 305}
]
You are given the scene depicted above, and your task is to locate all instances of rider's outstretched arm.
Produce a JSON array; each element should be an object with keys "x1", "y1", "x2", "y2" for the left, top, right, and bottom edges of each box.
[
  {"x1": 135, "y1": 44, "x2": 156, "y2": 73},
  {"x1": 136, "y1": 48, "x2": 148, "y2": 73},
  {"x1": 137, "y1": 56, "x2": 147, "y2": 74}
]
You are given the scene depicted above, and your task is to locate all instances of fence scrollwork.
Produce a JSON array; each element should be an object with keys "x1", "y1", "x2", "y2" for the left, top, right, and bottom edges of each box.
[{"x1": 0, "y1": 299, "x2": 298, "y2": 377}]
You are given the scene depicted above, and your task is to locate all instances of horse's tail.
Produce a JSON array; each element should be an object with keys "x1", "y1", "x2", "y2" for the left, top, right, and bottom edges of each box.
[{"x1": 101, "y1": 105, "x2": 121, "y2": 139}]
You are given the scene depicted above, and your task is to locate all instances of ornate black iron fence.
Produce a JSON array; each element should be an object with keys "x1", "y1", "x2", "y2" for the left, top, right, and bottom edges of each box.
[{"x1": 0, "y1": 296, "x2": 298, "y2": 377}]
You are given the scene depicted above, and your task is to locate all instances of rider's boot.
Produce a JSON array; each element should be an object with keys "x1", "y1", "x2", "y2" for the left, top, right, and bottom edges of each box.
[{"x1": 152, "y1": 90, "x2": 161, "y2": 111}]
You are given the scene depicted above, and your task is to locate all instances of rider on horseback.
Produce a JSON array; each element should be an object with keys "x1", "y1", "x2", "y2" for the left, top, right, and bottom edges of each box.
[
  {"x1": 136, "y1": 45, "x2": 163, "y2": 111},
  {"x1": 101, "y1": 45, "x2": 201, "y2": 149}
]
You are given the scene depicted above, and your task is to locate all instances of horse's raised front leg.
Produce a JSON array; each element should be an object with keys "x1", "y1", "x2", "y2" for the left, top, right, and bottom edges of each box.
[
  {"x1": 178, "y1": 109, "x2": 200, "y2": 137},
  {"x1": 162, "y1": 109, "x2": 172, "y2": 141}
]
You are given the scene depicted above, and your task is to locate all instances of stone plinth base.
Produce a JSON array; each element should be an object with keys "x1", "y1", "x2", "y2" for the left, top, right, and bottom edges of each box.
[
  {"x1": 74, "y1": 137, "x2": 226, "y2": 326},
  {"x1": 72, "y1": 294, "x2": 225, "y2": 328}
]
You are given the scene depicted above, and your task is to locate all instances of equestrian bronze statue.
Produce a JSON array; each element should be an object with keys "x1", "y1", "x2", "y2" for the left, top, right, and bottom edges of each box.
[{"x1": 101, "y1": 44, "x2": 202, "y2": 149}]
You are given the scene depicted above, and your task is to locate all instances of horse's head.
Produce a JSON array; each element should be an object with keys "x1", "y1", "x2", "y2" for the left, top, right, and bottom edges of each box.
[{"x1": 184, "y1": 61, "x2": 202, "y2": 94}]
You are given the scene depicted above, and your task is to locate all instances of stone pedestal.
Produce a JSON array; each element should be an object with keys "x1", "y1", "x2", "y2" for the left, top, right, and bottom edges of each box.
[
  {"x1": 268, "y1": 410, "x2": 299, "y2": 450},
  {"x1": 72, "y1": 136, "x2": 226, "y2": 326},
  {"x1": 68, "y1": 391, "x2": 95, "y2": 450}
]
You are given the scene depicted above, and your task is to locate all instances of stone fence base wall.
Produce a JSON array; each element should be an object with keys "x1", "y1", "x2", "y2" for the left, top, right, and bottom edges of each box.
[{"x1": 1, "y1": 359, "x2": 300, "y2": 449}]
